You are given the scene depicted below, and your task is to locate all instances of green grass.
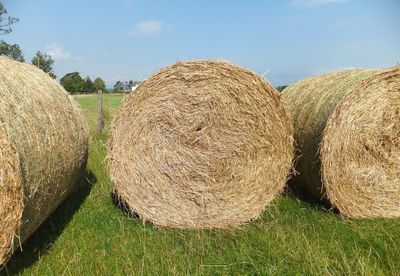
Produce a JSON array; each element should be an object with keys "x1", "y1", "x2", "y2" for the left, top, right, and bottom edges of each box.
[{"x1": 2, "y1": 93, "x2": 400, "y2": 275}]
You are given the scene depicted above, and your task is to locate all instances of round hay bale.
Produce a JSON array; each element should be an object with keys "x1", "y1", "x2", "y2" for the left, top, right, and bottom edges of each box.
[
  {"x1": 0, "y1": 57, "x2": 89, "y2": 265},
  {"x1": 108, "y1": 60, "x2": 294, "y2": 228},
  {"x1": 282, "y1": 67, "x2": 400, "y2": 218}
]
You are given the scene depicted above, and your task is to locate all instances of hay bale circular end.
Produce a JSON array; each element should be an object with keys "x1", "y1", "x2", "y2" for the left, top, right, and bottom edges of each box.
[
  {"x1": 283, "y1": 67, "x2": 400, "y2": 218},
  {"x1": 108, "y1": 60, "x2": 294, "y2": 228},
  {"x1": 321, "y1": 68, "x2": 400, "y2": 218}
]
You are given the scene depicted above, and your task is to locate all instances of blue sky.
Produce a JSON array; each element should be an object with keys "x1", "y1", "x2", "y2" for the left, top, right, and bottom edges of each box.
[{"x1": 4, "y1": 0, "x2": 400, "y2": 87}]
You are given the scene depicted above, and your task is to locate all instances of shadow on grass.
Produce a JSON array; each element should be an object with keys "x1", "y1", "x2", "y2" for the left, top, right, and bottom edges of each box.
[
  {"x1": 1, "y1": 170, "x2": 96, "y2": 275},
  {"x1": 110, "y1": 192, "x2": 140, "y2": 220},
  {"x1": 284, "y1": 177, "x2": 339, "y2": 214}
]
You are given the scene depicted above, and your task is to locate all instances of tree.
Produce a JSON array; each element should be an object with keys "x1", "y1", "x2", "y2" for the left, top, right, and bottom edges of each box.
[
  {"x1": 276, "y1": 85, "x2": 288, "y2": 92},
  {"x1": 60, "y1": 72, "x2": 85, "y2": 93},
  {"x1": 31, "y1": 51, "x2": 56, "y2": 78},
  {"x1": 94, "y1": 77, "x2": 106, "y2": 92},
  {"x1": 0, "y1": 2, "x2": 24, "y2": 61},
  {"x1": 82, "y1": 76, "x2": 96, "y2": 93},
  {"x1": 0, "y1": 41, "x2": 24, "y2": 61},
  {"x1": 0, "y1": 3, "x2": 19, "y2": 35}
]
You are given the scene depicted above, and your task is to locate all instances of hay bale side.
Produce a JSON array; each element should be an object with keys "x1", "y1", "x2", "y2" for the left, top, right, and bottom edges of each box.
[
  {"x1": 282, "y1": 67, "x2": 400, "y2": 218},
  {"x1": 0, "y1": 126, "x2": 23, "y2": 264},
  {"x1": 0, "y1": 56, "x2": 89, "y2": 265},
  {"x1": 108, "y1": 60, "x2": 294, "y2": 228}
]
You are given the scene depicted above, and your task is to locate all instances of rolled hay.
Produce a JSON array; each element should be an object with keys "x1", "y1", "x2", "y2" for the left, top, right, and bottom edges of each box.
[
  {"x1": 282, "y1": 67, "x2": 400, "y2": 218},
  {"x1": 0, "y1": 56, "x2": 89, "y2": 265},
  {"x1": 108, "y1": 60, "x2": 294, "y2": 228}
]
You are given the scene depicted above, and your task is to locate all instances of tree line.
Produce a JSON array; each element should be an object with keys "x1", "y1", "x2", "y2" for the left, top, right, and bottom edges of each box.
[
  {"x1": 1, "y1": 2, "x2": 290, "y2": 94},
  {"x1": 60, "y1": 73, "x2": 106, "y2": 94},
  {"x1": 0, "y1": 2, "x2": 107, "y2": 94},
  {"x1": 0, "y1": 2, "x2": 57, "y2": 78}
]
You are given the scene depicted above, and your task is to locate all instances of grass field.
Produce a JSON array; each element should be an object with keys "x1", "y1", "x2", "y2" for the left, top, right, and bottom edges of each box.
[{"x1": 2, "y1": 93, "x2": 399, "y2": 275}]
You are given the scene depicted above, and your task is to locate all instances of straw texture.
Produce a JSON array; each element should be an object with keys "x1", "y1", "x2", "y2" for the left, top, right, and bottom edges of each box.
[
  {"x1": 0, "y1": 56, "x2": 89, "y2": 265},
  {"x1": 282, "y1": 67, "x2": 400, "y2": 218},
  {"x1": 108, "y1": 60, "x2": 294, "y2": 228}
]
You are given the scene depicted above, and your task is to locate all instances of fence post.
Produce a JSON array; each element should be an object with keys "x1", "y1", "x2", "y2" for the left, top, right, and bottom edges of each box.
[{"x1": 97, "y1": 90, "x2": 103, "y2": 134}]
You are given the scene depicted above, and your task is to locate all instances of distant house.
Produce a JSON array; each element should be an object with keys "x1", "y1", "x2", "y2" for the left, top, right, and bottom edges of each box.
[
  {"x1": 130, "y1": 82, "x2": 140, "y2": 92},
  {"x1": 113, "y1": 80, "x2": 142, "y2": 92}
]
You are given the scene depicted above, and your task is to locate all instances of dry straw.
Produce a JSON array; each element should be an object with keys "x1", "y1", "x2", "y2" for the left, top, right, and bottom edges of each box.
[
  {"x1": 0, "y1": 56, "x2": 89, "y2": 265},
  {"x1": 282, "y1": 67, "x2": 400, "y2": 218},
  {"x1": 108, "y1": 60, "x2": 294, "y2": 228}
]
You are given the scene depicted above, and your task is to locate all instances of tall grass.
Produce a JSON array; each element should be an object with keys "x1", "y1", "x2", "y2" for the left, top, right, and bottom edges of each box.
[{"x1": 2, "y1": 94, "x2": 399, "y2": 275}]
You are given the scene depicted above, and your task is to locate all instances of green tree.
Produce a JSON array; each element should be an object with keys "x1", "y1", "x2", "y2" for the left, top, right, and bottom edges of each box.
[
  {"x1": 60, "y1": 72, "x2": 85, "y2": 94},
  {"x1": 0, "y1": 2, "x2": 24, "y2": 61},
  {"x1": 82, "y1": 76, "x2": 96, "y2": 93},
  {"x1": 0, "y1": 41, "x2": 24, "y2": 61},
  {"x1": 94, "y1": 77, "x2": 106, "y2": 92},
  {"x1": 31, "y1": 51, "x2": 56, "y2": 78},
  {"x1": 276, "y1": 85, "x2": 288, "y2": 92},
  {"x1": 0, "y1": 2, "x2": 19, "y2": 34}
]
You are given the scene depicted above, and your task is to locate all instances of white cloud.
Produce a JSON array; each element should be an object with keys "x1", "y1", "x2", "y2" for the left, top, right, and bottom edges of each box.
[
  {"x1": 128, "y1": 20, "x2": 162, "y2": 36},
  {"x1": 290, "y1": 0, "x2": 349, "y2": 8},
  {"x1": 45, "y1": 44, "x2": 72, "y2": 60}
]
